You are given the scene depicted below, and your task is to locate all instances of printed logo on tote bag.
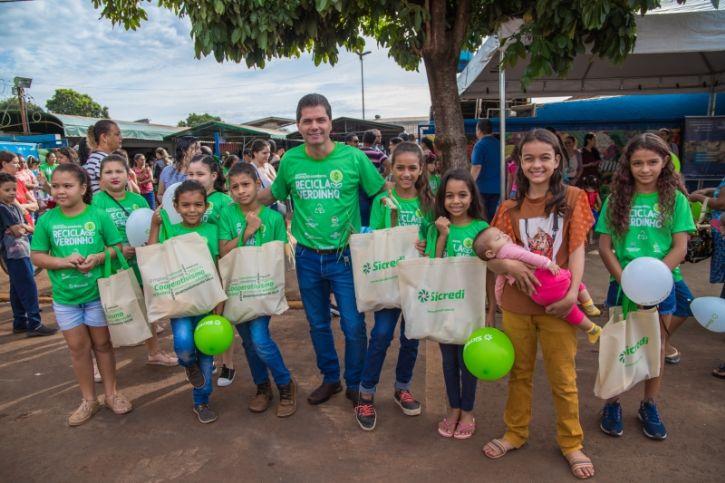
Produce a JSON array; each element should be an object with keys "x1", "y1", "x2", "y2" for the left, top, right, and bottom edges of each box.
[{"x1": 618, "y1": 336, "x2": 650, "y2": 366}]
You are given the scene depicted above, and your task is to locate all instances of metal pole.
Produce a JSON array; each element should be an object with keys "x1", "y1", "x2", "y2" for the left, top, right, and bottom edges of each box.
[
  {"x1": 17, "y1": 86, "x2": 29, "y2": 135},
  {"x1": 499, "y1": 47, "x2": 506, "y2": 203},
  {"x1": 357, "y1": 51, "x2": 371, "y2": 120}
]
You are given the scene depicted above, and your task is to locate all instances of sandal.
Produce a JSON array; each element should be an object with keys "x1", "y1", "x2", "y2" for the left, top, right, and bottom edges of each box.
[
  {"x1": 482, "y1": 438, "x2": 517, "y2": 459},
  {"x1": 103, "y1": 392, "x2": 133, "y2": 415},
  {"x1": 453, "y1": 418, "x2": 476, "y2": 440},
  {"x1": 565, "y1": 452, "x2": 595, "y2": 480},
  {"x1": 147, "y1": 351, "x2": 178, "y2": 366},
  {"x1": 713, "y1": 363, "x2": 725, "y2": 379},
  {"x1": 665, "y1": 347, "x2": 681, "y2": 365},
  {"x1": 437, "y1": 417, "x2": 457, "y2": 438}
]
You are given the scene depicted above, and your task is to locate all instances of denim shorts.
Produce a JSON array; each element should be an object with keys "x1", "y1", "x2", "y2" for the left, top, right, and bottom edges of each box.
[
  {"x1": 52, "y1": 299, "x2": 107, "y2": 331},
  {"x1": 606, "y1": 281, "x2": 676, "y2": 315}
]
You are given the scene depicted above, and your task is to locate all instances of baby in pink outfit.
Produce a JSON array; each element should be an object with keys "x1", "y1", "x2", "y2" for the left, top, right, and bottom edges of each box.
[{"x1": 478, "y1": 227, "x2": 602, "y2": 343}]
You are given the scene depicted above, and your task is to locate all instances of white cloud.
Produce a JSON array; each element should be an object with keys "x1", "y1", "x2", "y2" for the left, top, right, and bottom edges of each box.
[{"x1": 0, "y1": 0, "x2": 431, "y2": 125}]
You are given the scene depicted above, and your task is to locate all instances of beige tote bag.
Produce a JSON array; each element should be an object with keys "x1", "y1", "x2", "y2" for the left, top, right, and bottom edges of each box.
[
  {"x1": 98, "y1": 247, "x2": 152, "y2": 348},
  {"x1": 398, "y1": 256, "x2": 487, "y2": 344},
  {"x1": 218, "y1": 239, "x2": 288, "y2": 323},
  {"x1": 594, "y1": 306, "x2": 662, "y2": 399},
  {"x1": 350, "y1": 225, "x2": 420, "y2": 312},
  {"x1": 137, "y1": 232, "x2": 227, "y2": 322}
]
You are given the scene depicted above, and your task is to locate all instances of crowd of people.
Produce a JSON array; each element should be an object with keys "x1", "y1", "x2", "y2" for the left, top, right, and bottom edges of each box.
[{"x1": 1, "y1": 93, "x2": 723, "y2": 480}]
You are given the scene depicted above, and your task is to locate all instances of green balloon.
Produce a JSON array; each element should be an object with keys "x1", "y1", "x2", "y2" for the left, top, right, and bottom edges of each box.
[
  {"x1": 690, "y1": 201, "x2": 702, "y2": 222},
  {"x1": 463, "y1": 327, "x2": 515, "y2": 381},
  {"x1": 194, "y1": 315, "x2": 234, "y2": 355}
]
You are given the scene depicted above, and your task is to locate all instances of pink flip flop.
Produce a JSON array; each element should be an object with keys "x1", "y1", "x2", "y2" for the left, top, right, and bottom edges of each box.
[
  {"x1": 453, "y1": 418, "x2": 476, "y2": 440},
  {"x1": 437, "y1": 417, "x2": 457, "y2": 438}
]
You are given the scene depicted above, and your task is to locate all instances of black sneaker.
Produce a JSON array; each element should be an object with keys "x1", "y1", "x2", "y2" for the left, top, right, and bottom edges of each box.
[
  {"x1": 12, "y1": 327, "x2": 27, "y2": 334},
  {"x1": 217, "y1": 365, "x2": 236, "y2": 387},
  {"x1": 27, "y1": 325, "x2": 58, "y2": 337},
  {"x1": 394, "y1": 389, "x2": 422, "y2": 416},
  {"x1": 185, "y1": 363, "x2": 206, "y2": 389},
  {"x1": 354, "y1": 399, "x2": 377, "y2": 431},
  {"x1": 193, "y1": 404, "x2": 218, "y2": 424}
]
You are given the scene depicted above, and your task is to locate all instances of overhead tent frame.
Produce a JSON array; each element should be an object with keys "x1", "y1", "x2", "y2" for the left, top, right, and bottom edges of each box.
[{"x1": 457, "y1": 1, "x2": 725, "y2": 200}]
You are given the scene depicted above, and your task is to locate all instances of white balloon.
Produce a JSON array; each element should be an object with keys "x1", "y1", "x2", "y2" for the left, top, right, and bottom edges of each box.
[
  {"x1": 691, "y1": 297, "x2": 725, "y2": 333},
  {"x1": 126, "y1": 208, "x2": 154, "y2": 247},
  {"x1": 620, "y1": 257, "x2": 674, "y2": 306},
  {"x1": 162, "y1": 182, "x2": 183, "y2": 224}
]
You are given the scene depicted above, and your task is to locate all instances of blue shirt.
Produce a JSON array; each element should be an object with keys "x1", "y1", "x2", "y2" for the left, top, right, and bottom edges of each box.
[
  {"x1": 159, "y1": 165, "x2": 186, "y2": 188},
  {"x1": 471, "y1": 135, "x2": 501, "y2": 194}
]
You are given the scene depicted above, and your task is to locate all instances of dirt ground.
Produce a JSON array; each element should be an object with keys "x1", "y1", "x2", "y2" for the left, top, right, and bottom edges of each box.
[{"x1": 0, "y1": 251, "x2": 723, "y2": 482}]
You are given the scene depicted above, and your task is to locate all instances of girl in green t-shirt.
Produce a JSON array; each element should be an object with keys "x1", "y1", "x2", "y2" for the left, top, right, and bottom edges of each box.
[
  {"x1": 148, "y1": 180, "x2": 224, "y2": 424},
  {"x1": 596, "y1": 132, "x2": 695, "y2": 442},
  {"x1": 218, "y1": 162, "x2": 296, "y2": 417},
  {"x1": 426, "y1": 168, "x2": 489, "y2": 440},
  {"x1": 355, "y1": 142, "x2": 434, "y2": 430},
  {"x1": 30, "y1": 163, "x2": 133, "y2": 426},
  {"x1": 93, "y1": 154, "x2": 177, "y2": 368},
  {"x1": 186, "y1": 154, "x2": 233, "y2": 227}
]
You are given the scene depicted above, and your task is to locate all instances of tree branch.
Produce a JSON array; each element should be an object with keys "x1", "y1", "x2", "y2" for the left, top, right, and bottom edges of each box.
[{"x1": 451, "y1": 0, "x2": 471, "y2": 53}]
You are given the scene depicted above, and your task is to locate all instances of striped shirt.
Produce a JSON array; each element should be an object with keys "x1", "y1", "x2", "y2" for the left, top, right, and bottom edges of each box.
[{"x1": 84, "y1": 151, "x2": 108, "y2": 194}]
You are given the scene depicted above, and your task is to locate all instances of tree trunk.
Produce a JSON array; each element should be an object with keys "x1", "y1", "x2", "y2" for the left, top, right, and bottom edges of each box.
[{"x1": 423, "y1": 54, "x2": 469, "y2": 171}]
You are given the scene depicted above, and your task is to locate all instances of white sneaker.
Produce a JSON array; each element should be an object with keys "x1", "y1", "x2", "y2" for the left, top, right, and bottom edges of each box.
[{"x1": 217, "y1": 365, "x2": 236, "y2": 387}]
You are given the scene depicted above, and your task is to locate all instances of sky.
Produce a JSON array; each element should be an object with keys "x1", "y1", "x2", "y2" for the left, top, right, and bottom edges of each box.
[{"x1": 0, "y1": 0, "x2": 433, "y2": 126}]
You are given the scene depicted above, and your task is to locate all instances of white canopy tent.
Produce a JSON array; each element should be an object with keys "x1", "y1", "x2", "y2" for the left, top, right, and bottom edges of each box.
[{"x1": 456, "y1": 1, "x2": 725, "y2": 197}]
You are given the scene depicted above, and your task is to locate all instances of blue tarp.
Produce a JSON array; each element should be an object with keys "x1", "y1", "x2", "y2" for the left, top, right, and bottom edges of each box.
[{"x1": 0, "y1": 141, "x2": 39, "y2": 159}]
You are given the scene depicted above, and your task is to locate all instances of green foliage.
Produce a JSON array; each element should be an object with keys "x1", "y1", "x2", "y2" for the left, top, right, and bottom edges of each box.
[
  {"x1": 45, "y1": 88, "x2": 109, "y2": 118},
  {"x1": 0, "y1": 97, "x2": 44, "y2": 113},
  {"x1": 178, "y1": 112, "x2": 222, "y2": 127},
  {"x1": 92, "y1": 0, "x2": 677, "y2": 86}
]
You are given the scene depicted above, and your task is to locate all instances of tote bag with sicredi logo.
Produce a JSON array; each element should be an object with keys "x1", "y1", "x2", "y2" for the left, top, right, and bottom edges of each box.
[
  {"x1": 136, "y1": 232, "x2": 227, "y2": 322},
  {"x1": 594, "y1": 306, "x2": 662, "y2": 399},
  {"x1": 398, "y1": 256, "x2": 487, "y2": 344},
  {"x1": 350, "y1": 225, "x2": 420, "y2": 312},
  {"x1": 218, "y1": 237, "x2": 288, "y2": 323},
  {"x1": 97, "y1": 246, "x2": 152, "y2": 347}
]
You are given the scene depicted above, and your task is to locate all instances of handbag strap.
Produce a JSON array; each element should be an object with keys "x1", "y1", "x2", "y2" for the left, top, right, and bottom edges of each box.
[
  {"x1": 103, "y1": 245, "x2": 129, "y2": 277},
  {"x1": 104, "y1": 191, "x2": 130, "y2": 216}
]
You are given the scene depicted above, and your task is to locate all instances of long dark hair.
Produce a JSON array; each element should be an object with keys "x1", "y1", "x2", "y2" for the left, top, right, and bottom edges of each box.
[
  {"x1": 434, "y1": 168, "x2": 485, "y2": 221},
  {"x1": 514, "y1": 128, "x2": 568, "y2": 217},
  {"x1": 174, "y1": 136, "x2": 198, "y2": 169},
  {"x1": 391, "y1": 141, "x2": 434, "y2": 216},
  {"x1": 188, "y1": 154, "x2": 226, "y2": 193},
  {"x1": 52, "y1": 163, "x2": 92, "y2": 205},
  {"x1": 606, "y1": 132, "x2": 678, "y2": 238}
]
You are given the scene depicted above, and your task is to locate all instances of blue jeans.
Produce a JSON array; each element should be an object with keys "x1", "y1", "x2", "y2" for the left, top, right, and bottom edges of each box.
[
  {"x1": 295, "y1": 245, "x2": 367, "y2": 389},
  {"x1": 360, "y1": 308, "x2": 419, "y2": 395},
  {"x1": 5, "y1": 257, "x2": 41, "y2": 331},
  {"x1": 171, "y1": 315, "x2": 214, "y2": 406},
  {"x1": 141, "y1": 191, "x2": 156, "y2": 209},
  {"x1": 236, "y1": 316, "x2": 291, "y2": 386},
  {"x1": 440, "y1": 343, "x2": 477, "y2": 411}
]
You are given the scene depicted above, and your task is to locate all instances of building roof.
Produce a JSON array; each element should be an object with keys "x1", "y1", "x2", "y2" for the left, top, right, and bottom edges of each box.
[
  {"x1": 243, "y1": 116, "x2": 296, "y2": 129},
  {"x1": 51, "y1": 113, "x2": 183, "y2": 141},
  {"x1": 163, "y1": 121, "x2": 290, "y2": 141}
]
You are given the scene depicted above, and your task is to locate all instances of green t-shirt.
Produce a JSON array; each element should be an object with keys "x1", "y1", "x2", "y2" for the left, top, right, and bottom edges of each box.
[
  {"x1": 160, "y1": 222, "x2": 219, "y2": 259},
  {"x1": 429, "y1": 174, "x2": 441, "y2": 194},
  {"x1": 369, "y1": 189, "x2": 432, "y2": 236},
  {"x1": 30, "y1": 206, "x2": 122, "y2": 304},
  {"x1": 270, "y1": 142, "x2": 385, "y2": 250},
  {"x1": 203, "y1": 191, "x2": 233, "y2": 225},
  {"x1": 425, "y1": 219, "x2": 489, "y2": 258},
  {"x1": 39, "y1": 163, "x2": 57, "y2": 182},
  {"x1": 91, "y1": 191, "x2": 149, "y2": 243},
  {"x1": 595, "y1": 190, "x2": 695, "y2": 281},
  {"x1": 218, "y1": 204, "x2": 287, "y2": 247}
]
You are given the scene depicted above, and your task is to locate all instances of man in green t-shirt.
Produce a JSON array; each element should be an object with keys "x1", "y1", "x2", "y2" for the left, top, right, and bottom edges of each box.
[{"x1": 259, "y1": 94, "x2": 386, "y2": 406}]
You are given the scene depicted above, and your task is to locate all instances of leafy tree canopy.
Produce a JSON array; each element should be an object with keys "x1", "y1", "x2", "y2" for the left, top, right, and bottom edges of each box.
[
  {"x1": 178, "y1": 112, "x2": 222, "y2": 127},
  {"x1": 45, "y1": 88, "x2": 109, "y2": 118}
]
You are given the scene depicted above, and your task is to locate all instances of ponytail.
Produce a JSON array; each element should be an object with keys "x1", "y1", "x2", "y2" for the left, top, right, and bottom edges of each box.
[{"x1": 86, "y1": 120, "x2": 118, "y2": 151}]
